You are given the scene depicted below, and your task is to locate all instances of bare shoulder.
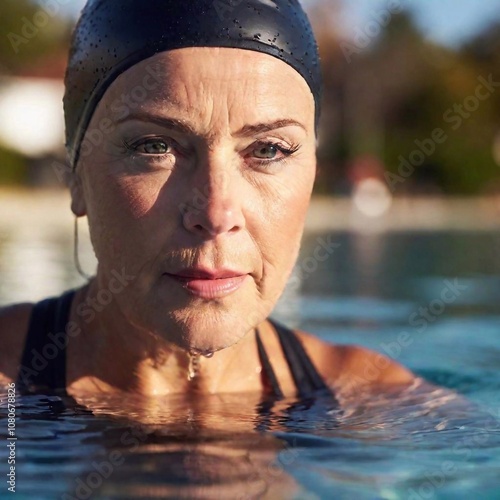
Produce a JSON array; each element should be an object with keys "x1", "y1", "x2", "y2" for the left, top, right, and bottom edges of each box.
[
  {"x1": 0, "y1": 303, "x2": 34, "y2": 385},
  {"x1": 294, "y1": 329, "x2": 416, "y2": 389}
]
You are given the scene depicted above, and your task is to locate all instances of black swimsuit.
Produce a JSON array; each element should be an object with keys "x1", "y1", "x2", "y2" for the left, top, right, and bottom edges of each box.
[{"x1": 16, "y1": 290, "x2": 338, "y2": 404}]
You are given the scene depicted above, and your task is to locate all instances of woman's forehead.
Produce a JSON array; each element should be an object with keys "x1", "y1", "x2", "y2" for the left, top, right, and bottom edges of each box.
[{"x1": 97, "y1": 48, "x2": 315, "y2": 132}]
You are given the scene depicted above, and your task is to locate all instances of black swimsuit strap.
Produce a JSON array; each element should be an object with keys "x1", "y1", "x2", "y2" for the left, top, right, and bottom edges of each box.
[
  {"x1": 17, "y1": 290, "x2": 76, "y2": 393},
  {"x1": 255, "y1": 328, "x2": 284, "y2": 399},
  {"x1": 268, "y1": 318, "x2": 336, "y2": 400},
  {"x1": 257, "y1": 319, "x2": 338, "y2": 402}
]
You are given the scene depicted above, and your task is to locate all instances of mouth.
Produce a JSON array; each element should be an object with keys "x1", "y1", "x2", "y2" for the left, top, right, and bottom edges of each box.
[{"x1": 163, "y1": 268, "x2": 249, "y2": 299}]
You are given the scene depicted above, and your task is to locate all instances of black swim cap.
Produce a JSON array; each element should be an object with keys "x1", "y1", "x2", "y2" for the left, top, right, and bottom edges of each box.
[{"x1": 64, "y1": 0, "x2": 322, "y2": 167}]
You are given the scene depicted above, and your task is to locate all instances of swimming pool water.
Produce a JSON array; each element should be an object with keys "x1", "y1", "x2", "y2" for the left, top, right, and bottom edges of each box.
[{"x1": 1, "y1": 228, "x2": 500, "y2": 499}]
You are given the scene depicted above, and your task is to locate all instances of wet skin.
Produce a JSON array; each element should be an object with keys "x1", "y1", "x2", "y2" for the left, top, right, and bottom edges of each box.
[{"x1": 0, "y1": 48, "x2": 416, "y2": 398}]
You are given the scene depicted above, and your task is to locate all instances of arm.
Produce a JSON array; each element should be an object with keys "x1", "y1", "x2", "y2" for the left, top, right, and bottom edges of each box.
[
  {"x1": 0, "y1": 303, "x2": 33, "y2": 386},
  {"x1": 295, "y1": 330, "x2": 416, "y2": 394},
  {"x1": 295, "y1": 330, "x2": 479, "y2": 415}
]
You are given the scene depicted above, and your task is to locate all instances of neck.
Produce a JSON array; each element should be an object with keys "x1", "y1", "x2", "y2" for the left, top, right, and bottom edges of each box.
[{"x1": 70, "y1": 280, "x2": 262, "y2": 396}]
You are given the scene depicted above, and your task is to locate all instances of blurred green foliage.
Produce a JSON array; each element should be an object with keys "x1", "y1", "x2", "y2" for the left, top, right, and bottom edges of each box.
[
  {"x1": 0, "y1": 0, "x2": 71, "y2": 185},
  {"x1": 0, "y1": 0, "x2": 70, "y2": 73},
  {"x1": 0, "y1": 147, "x2": 27, "y2": 185},
  {"x1": 313, "y1": 8, "x2": 500, "y2": 195}
]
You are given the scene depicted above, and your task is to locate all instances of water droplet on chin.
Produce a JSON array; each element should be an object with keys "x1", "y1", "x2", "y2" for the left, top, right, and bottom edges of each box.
[
  {"x1": 187, "y1": 353, "x2": 200, "y2": 381},
  {"x1": 202, "y1": 352, "x2": 214, "y2": 359}
]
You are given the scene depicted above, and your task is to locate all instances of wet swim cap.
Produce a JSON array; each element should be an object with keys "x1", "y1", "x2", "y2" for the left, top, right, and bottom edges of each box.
[{"x1": 64, "y1": 0, "x2": 322, "y2": 167}]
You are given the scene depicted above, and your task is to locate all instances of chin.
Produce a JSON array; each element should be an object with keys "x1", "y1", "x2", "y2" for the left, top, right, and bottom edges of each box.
[
  {"x1": 126, "y1": 278, "x2": 279, "y2": 353},
  {"x1": 150, "y1": 306, "x2": 261, "y2": 355},
  {"x1": 185, "y1": 331, "x2": 245, "y2": 355}
]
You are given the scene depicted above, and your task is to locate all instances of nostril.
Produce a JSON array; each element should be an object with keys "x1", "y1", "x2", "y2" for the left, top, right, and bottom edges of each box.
[{"x1": 183, "y1": 204, "x2": 245, "y2": 237}]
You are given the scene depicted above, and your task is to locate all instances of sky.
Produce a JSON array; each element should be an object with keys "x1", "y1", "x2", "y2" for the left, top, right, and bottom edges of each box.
[
  {"x1": 339, "y1": 0, "x2": 500, "y2": 48},
  {"x1": 61, "y1": 0, "x2": 500, "y2": 49}
]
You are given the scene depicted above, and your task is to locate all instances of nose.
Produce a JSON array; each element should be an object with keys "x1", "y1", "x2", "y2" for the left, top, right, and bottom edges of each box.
[{"x1": 182, "y1": 157, "x2": 246, "y2": 238}]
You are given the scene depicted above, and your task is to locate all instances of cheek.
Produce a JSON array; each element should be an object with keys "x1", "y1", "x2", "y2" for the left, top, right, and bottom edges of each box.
[
  {"x1": 266, "y1": 158, "x2": 315, "y2": 232},
  {"x1": 266, "y1": 190, "x2": 310, "y2": 265},
  {"x1": 111, "y1": 175, "x2": 164, "y2": 219},
  {"x1": 255, "y1": 160, "x2": 315, "y2": 284},
  {"x1": 82, "y1": 171, "x2": 175, "y2": 265}
]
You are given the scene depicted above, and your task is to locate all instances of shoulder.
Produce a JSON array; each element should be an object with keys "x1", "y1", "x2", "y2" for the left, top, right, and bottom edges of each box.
[
  {"x1": 294, "y1": 329, "x2": 416, "y2": 390},
  {"x1": 0, "y1": 302, "x2": 34, "y2": 385}
]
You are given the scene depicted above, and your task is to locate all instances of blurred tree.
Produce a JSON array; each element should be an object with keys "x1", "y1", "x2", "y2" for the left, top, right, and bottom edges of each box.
[
  {"x1": 0, "y1": 0, "x2": 71, "y2": 75},
  {"x1": 308, "y1": 1, "x2": 500, "y2": 195},
  {"x1": 305, "y1": 0, "x2": 346, "y2": 193},
  {"x1": 0, "y1": 0, "x2": 71, "y2": 186}
]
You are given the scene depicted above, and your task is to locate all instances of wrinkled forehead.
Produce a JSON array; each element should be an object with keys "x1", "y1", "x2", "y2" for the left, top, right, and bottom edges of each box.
[{"x1": 92, "y1": 48, "x2": 316, "y2": 134}]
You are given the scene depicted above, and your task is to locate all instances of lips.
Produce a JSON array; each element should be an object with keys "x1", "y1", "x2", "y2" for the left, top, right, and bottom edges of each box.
[
  {"x1": 164, "y1": 267, "x2": 249, "y2": 299},
  {"x1": 173, "y1": 268, "x2": 245, "y2": 280}
]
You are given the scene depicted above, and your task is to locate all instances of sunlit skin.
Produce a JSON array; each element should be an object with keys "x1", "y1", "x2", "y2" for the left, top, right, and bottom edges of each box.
[{"x1": 0, "y1": 48, "x2": 416, "y2": 398}]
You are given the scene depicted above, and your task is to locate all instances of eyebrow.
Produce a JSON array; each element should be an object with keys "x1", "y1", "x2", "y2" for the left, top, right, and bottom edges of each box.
[
  {"x1": 234, "y1": 119, "x2": 306, "y2": 136},
  {"x1": 115, "y1": 113, "x2": 306, "y2": 137},
  {"x1": 115, "y1": 114, "x2": 197, "y2": 136}
]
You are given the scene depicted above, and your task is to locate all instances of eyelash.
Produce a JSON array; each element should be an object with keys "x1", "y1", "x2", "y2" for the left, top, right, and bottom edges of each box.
[
  {"x1": 250, "y1": 142, "x2": 301, "y2": 167},
  {"x1": 123, "y1": 138, "x2": 301, "y2": 167},
  {"x1": 123, "y1": 137, "x2": 177, "y2": 163}
]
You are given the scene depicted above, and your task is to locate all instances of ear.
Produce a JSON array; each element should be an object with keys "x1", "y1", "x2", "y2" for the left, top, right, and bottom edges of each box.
[{"x1": 68, "y1": 171, "x2": 87, "y2": 217}]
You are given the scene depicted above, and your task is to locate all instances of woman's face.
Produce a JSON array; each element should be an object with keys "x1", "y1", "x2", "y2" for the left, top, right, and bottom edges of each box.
[{"x1": 72, "y1": 47, "x2": 317, "y2": 354}]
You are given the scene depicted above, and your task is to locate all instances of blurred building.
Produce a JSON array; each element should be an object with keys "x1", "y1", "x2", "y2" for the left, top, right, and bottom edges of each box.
[{"x1": 0, "y1": 53, "x2": 66, "y2": 186}]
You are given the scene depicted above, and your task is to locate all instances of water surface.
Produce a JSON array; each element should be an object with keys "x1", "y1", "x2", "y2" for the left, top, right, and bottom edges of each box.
[{"x1": 1, "y1": 220, "x2": 499, "y2": 499}]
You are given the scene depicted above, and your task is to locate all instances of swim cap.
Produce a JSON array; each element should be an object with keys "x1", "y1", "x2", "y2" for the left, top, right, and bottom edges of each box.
[{"x1": 64, "y1": 0, "x2": 322, "y2": 167}]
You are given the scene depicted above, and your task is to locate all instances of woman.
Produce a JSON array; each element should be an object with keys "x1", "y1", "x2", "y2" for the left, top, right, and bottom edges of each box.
[{"x1": 0, "y1": 0, "x2": 416, "y2": 401}]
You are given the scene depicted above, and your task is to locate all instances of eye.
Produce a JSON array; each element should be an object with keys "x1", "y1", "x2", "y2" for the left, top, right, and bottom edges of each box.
[
  {"x1": 247, "y1": 141, "x2": 301, "y2": 166},
  {"x1": 253, "y1": 144, "x2": 280, "y2": 160},
  {"x1": 135, "y1": 139, "x2": 172, "y2": 155}
]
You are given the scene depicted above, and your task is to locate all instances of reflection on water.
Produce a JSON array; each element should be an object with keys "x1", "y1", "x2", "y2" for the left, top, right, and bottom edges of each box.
[
  {"x1": 1, "y1": 383, "x2": 499, "y2": 500},
  {"x1": 0, "y1": 229, "x2": 69, "y2": 303},
  {"x1": 0, "y1": 215, "x2": 93, "y2": 304},
  {"x1": 1, "y1": 201, "x2": 500, "y2": 499}
]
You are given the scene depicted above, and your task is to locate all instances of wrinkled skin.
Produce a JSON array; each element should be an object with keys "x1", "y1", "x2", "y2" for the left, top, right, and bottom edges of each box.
[{"x1": 70, "y1": 47, "x2": 317, "y2": 356}]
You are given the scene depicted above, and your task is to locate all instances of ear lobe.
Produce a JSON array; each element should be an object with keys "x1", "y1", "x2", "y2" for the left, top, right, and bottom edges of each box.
[{"x1": 69, "y1": 174, "x2": 87, "y2": 217}]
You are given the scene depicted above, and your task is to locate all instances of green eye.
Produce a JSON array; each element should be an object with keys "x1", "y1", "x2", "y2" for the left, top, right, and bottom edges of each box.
[{"x1": 253, "y1": 145, "x2": 279, "y2": 159}]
